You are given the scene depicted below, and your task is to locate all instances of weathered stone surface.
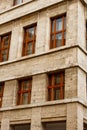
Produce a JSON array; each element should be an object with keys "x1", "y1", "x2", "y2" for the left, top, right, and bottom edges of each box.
[{"x1": 0, "y1": 0, "x2": 86, "y2": 130}]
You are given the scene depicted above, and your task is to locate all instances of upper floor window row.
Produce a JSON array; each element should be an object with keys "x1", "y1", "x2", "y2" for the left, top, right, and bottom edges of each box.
[{"x1": 0, "y1": 15, "x2": 66, "y2": 62}]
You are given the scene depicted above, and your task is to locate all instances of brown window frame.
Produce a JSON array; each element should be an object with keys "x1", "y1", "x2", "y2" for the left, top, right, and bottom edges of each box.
[
  {"x1": 50, "y1": 14, "x2": 66, "y2": 49},
  {"x1": 0, "y1": 33, "x2": 11, "y2": 62},
  {"x1": 47, "y1": 71, "x2": 64, "y2": 101},
  {"x1": 0, "y1": 82, "x2": 4, "y2": 107},
  {"x1": 22, "y1": 24, "x2": 36, "y2": 56},
  {"x1": 13, "y1": 0, "x2": 23, "y2": 6},
  {"x1": 17, "y1": 78, "x2": 32, "y2": 105}
]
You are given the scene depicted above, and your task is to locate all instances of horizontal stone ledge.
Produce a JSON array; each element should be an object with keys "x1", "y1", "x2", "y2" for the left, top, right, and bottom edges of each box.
[
  {"x1": 0, "y1": 0, "x2": 65, "y2": 25},
  {"x1": 0, "y1": 97, "x2": 86, "y2": 112}
]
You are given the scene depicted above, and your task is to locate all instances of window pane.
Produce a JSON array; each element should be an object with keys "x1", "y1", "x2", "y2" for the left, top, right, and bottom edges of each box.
[
  {"x1": 48, "y1": 89, "x2": 51, "y2": 101},
  {"x1": 55, "y1": 74, "x2": 61, "y2": 85},
  {"x1": 26, "y1": 43, "x2": 32, "y2": 55},
  {"x1": 23, "y1": 81, "x2": 29, "y2": 90},
  {"x1": 49, "y1": 75, "x2": 52, "y2": 86},
  {"x1": 2, "y1": 49, "x2": 8, "y2": 61},
  {"x1": 56, "y1": 18, "x2": 62, "y2": 31},
  {"x1": 54, "y1": 88, "x2": 60, "y2": 100},
  {"x1": 15, "y1": 0, "x2": 22, "y2": 4},
  {"x1": 56, "y1": 33, "x2": 62, "y2": 47},
  {"x1": 45, "y1": 122, "x2": 66, "y2": 130},
  {"x1": 28, "y1": 27, "x2": 34, "y2": 39},
  {"x1": 11, "y1": 124, "x2": 30, "y2": 130},
  {"x1": 3, "y1": 36, "x2": 9, "y2": 47},
  {"x1": 23, "y1": 80, "x2": 31, "y2": 90},
  {"x1": 22, "y1": 93, "x2": 28, "y2": 104},
  {"x1": 0, "y1": 83, "x2": 3, "y2": 94}
]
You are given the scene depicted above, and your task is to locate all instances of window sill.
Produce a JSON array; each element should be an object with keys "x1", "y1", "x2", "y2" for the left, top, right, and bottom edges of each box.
[
  {"x1": 0, "y1": 98, "x2": 86, "y2": 112},
  {"x1": 0, "y1": 44, "x2": 86, "y2": 67}
]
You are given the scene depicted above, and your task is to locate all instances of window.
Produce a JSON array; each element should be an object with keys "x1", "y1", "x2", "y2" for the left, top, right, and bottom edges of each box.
[
  {"x1": 0, "y1": 82, "x2": 4, "y2": 107},
  {"x1": 17, "y1": 78, "x2": 32, "y2": 105},
  {"x1": 13, "y1": 0, "x2": 23, "y2": 5},
  {"x1": 84, "y1": 123, "x2": 87, "y2": 130},
  {"x1": 48, "y1": 71, "x2": 64, "y2": 101},
  {"x1": 22, "y1": 24, "x2": 36, "y2": 56},
  {"x1": 43, "y1": 121, "x2": 66, "y2": 130},
  {"x1": 50, "y1": 15, "x2": 66, "y2": 49},
  {"x1": 11, "y1": 124, "x2": 30, "y2": 130},
  {"x1": 0, "y1": 33, "x2": 11, "y2": 62}
]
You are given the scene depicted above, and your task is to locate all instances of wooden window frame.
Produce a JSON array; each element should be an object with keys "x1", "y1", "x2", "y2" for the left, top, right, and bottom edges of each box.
[
  {"x1": 0, "y1": 82, "x2": 4, "y2": 107},
  {"x1": 47, "y1": 71, "x2": 64, "y2": 101},
  {"x1": 13, "y1": 0, "x2": 23, "y2": 6},
  {"x1": 0, "y1": 33, "x2": 11, "y2": 62},
  {"x1": 22, "y1": 24, "x2": 36, "y2": 56},
  {"x1": 50, "y1": 14, "x2": 66, "y2": 49},
  {"x1": 17, "y1": 78, "x2": 32, "y2": 105}
]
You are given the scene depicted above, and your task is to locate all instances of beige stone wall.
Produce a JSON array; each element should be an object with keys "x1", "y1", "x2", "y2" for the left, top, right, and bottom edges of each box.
[
  {"x1": 66, "y1": 103, "x2": 83, "y2": 130},
  {"x1": 0, "y1": 0, "x2": 86, "y2": 130},
  {"x1": 65, "y1": 68, "x2": 77, "y2": 99},
  {"x1": 0, "y1": 48, "x2": 77, "y2": 82},
  {"x1": 0, "y1": 0, "x2": 13, "y2": 12}
]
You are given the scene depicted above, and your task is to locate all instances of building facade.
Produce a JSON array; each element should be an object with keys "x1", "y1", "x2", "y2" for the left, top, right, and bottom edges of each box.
[{"x1": 0, "y1": 0, "x2": 87, "y2": 130}]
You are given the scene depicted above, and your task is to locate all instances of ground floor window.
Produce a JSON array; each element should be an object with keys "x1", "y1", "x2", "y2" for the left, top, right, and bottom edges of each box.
[
  {"x1": 10, "y1": 124, "x2": 30, "y2": 130},
  {"x1": 43, "y1": 121, "x2": 66, "y2": 130},
  {"x1": 84, "y1": 123, "x2": 87, "y2": 130}
]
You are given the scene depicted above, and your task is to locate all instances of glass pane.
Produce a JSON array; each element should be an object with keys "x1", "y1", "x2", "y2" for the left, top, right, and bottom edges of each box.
[
  {"x1": 0, "y1": 84, "x2": 3, "y2": 93},
  {"x1": 26, "y1": 42, "x2": 32, "y2": 55},
  {"x1": 48, "y1": 89, "x2": 51, "y2": 101},
  {"x1": 22, "y1": 93, "x2": 28, "y2": 104},
  {"x1": 23, "y1": 80, "x2": 31, "y2": 90},
  {"x1": 54, "y1": 88, "x2": 60, "y2": 100},
  {"x1": 64, "y1": 17, "x2": 66, "y2": 29},
  {"x1": 49, "y1": 75, "x2": 52, "y2": 86},
  {"x1": 28, "y1": 27, "x2": 34, "y2": 39},
  {"x1": 52, "y1": 21, "x2": 54, "y2": 33},
  {"x1": 2, "y1": 50, "x2": 8, "y2": 61},
  {"x1": 45, "y1": 122, "x2": 66, "y2": 130},
  {"x1": 3, "y1": 36, "x2": 9, "y2": 47},
  {"x1": 16, "y1": 0, "x2": 22, "y2": 4},
  {"x1": 55, "y1": 74, "x2": 60, "y2": 85},
  {"x1": 12, "y1": 124, "x2": 30, "y2": 130},
  {"x1": 56, "y1": 33, "x2": 62, "y2": 47},
  {"x1": 56, "y1": 18, "x2": 62, "y2": 31}
]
